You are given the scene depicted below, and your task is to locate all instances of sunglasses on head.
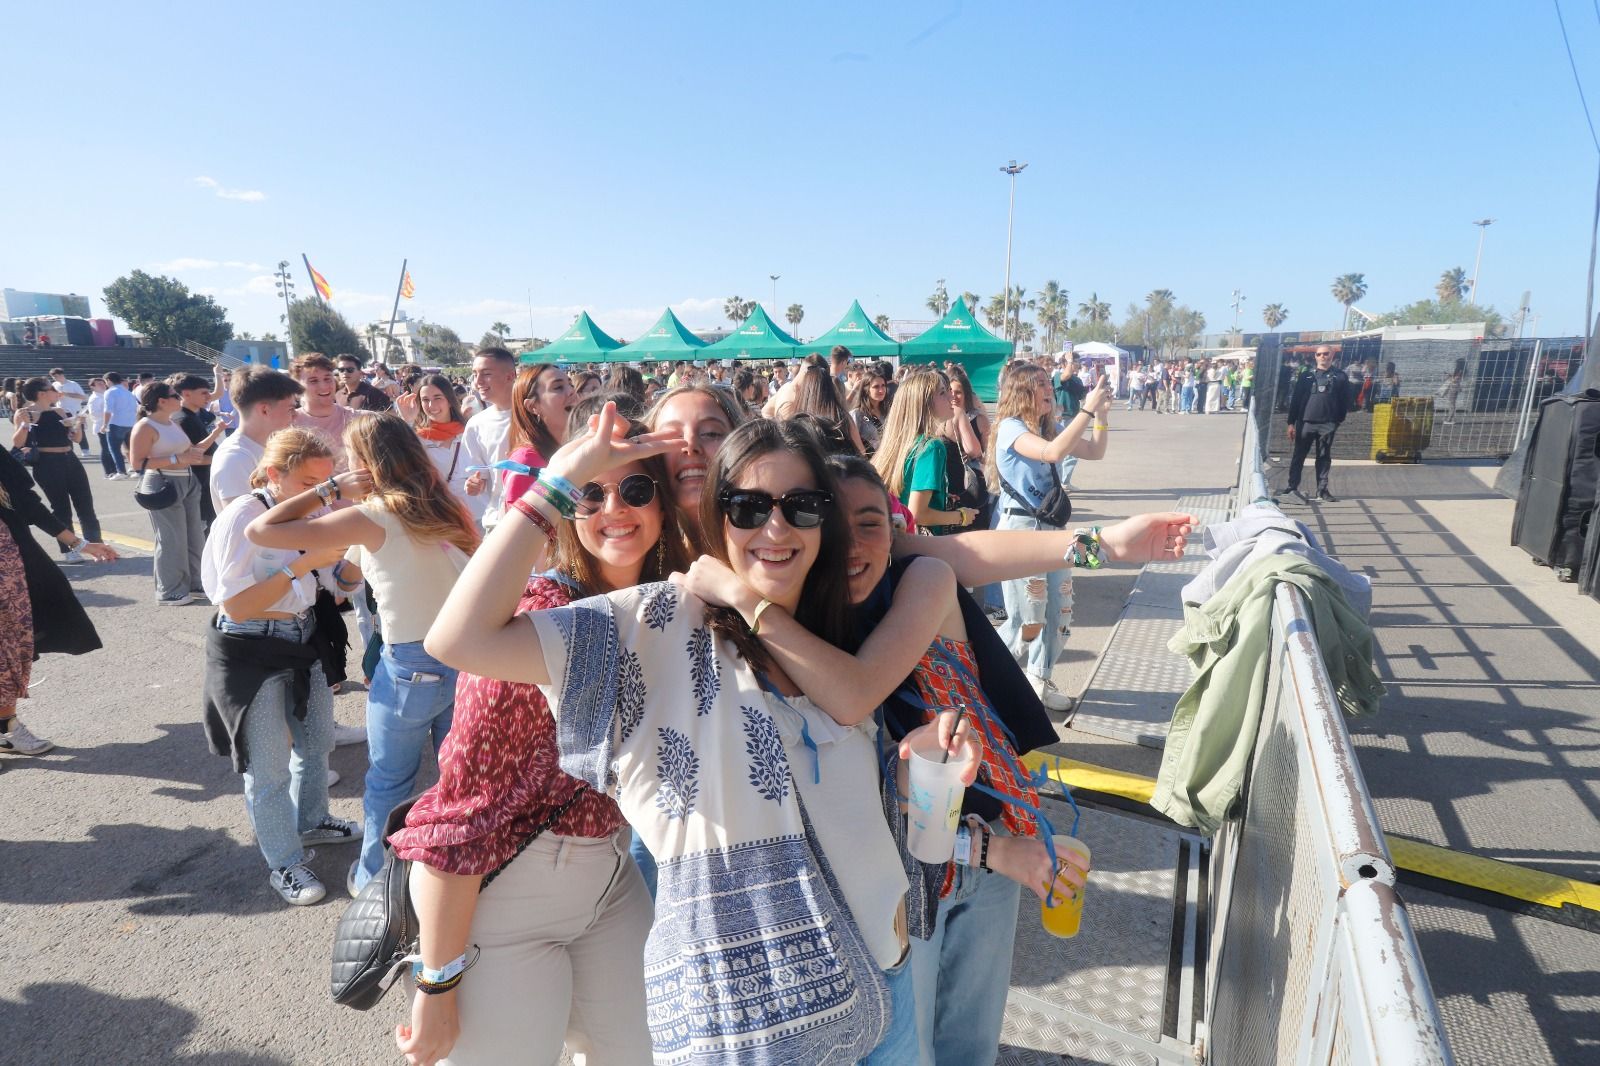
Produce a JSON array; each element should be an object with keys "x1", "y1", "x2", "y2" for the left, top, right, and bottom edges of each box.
[
  {"x1": 576, "y1": 473, "x2": 658, "y2": 516},
  {"x1": 718, "y1": 488, "x2": 832, "y2": 530}
]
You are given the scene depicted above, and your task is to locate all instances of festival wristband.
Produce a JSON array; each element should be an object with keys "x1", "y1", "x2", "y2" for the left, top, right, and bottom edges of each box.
[
  {"x1": 749, "y1": 598, "x2": 774, "y2": 636},
  {"x1": 511, "y1": 496, "x2": 557, "y2": 538},
  {"x1": 953, "y1": 824, "x2": 972, "y2": 866},
  {"x1": 529, "y1": 479, "x2": 575, "y2": 519},
  {"x1": 418, "y1": 953, "x2": 469, "y2": 985},
  {"x1": 541, "y1": 472, "x2": 582, "y2": 504},
  {"x1": 1067, "y1": 526, "x2": 1105, "y2": 569},
  {"x1": 276, "y1": 565, "x2": 297, "y2": 581}
]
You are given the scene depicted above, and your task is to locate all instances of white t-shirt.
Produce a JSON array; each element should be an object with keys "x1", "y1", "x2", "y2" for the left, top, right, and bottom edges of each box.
[
  {"x1": 87, "y1": 390, "x2": 107, "y2": 430},
  {"x1": 202, "y1": 492, "x2": 318, "y2": 618},
  {"x1": 461, "y1": 405, "x2": 513, "y2": 529},
  {"x1": 210, "y1": 431, "x2": 266, "y2": 512},
  {"x1": 55, "y1": 379, "x2": 85, "y2": 416}
]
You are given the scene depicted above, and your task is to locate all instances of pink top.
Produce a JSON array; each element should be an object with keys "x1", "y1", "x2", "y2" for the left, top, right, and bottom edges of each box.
[{"x1": 502, "y1": 445, "x2": 547, "y2": 504}]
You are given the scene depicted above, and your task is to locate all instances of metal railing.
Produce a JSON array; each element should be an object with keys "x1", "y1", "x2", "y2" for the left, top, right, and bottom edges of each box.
[
  {"x1": 182, "y1": 339, "x2": 246, "y2": 370},
  {"x1": 1203, "y1": 405, "x2": 1454, "y2": 1064}
]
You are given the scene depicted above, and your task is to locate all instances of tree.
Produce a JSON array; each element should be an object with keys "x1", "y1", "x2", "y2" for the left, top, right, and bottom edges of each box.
[
  {"x1": 1077, "y1": 292, "x2": 1112, "y2": 326},
  {"x1": 490, "y1": 320, "x2": 511, "y2": 338},
  {"x1": 238, "y1": 331, "x2": 255, "y2": 340},
  {"x1": 415, "y1": 321, "x2": 472, "y2": 365},
  {"x1": 786, "y1": 303, "x2": 804, "y2": 338},
  {"x1": 724, "y1": 296, "x2": 754, "y2": 325},
  {"x1": 959, "y1": 291, "x2": 980, "y2": 313},
  {"x1": 925, "y1": 279, "x2": 950, "y2": 317},
  {"x1": 260, "y1": 332, "x2": 279, "y2": 342},
  {"x1": 1369, "y1": 298, "x2": 1506, "y2": 336},
  {"x1": 102, "y1": 269, "x2": 233, "y2": 349},
  {"x1": 1034, "y1": 280, "x2": 1068, "y2": 353},
  {"x1": 479, "y1": 330, "x2": 509, "y2": 350},
  {"x1": 1006, "y1": 285, "x2": 1030, "y2": 341},
  {"x1": 1261, "y1": 303, "x2": 1289, "y2": 330},
  {"x1": 1436, "y1": 268, "x2": 1468, "y2": 304},
  {"x1": 363, "y1": 323, "x2": 383, "y2": 358},
  {"x1": 1147, "y1": 289, "x2": 1175, "y2": 309},
  {"x1": 287, "y1": 300, "x2": 365, "y2": 360},
  {"x1": 873, "y1": 313, "x2": 893, "y2": 334},
  {"x1": 1330, "y1": 273, "x2": 1368, "y2": 330},
  {"x1": 983, "y1": 295, "x2": 1007, "y2": 332}
]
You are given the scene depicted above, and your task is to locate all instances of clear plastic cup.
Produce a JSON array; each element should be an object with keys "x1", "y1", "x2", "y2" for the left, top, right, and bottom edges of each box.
[
  {"x1": 905, "y1": 730, "x2": 967, "y2": 863},
  {"x1": 1040, "y1": 835, "x2": 1092, "y2": 938}
]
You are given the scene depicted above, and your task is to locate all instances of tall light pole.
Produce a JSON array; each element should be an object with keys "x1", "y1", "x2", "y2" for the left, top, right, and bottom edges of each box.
[
  {"x1": 1469, "y1": 218, "x2": 1495, "y2": 305},
  {"x1": 769, "y1": 274, "x2": 780, "y2": 313},
  {"x1": 273, "y1": 260, "x2": 296, "y2": 356},
  {"x1": 1000, "y1": 160, "x2": 1028, "y2": 341},
  {"x1": 1230, "y1": 289, "x2": 1247, "y2": 339}
]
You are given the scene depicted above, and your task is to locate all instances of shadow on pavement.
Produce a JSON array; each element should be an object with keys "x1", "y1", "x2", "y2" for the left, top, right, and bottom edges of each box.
[
  {"x1": 3, "y1": 982, "x2": 289, "y2": 1065},
  {"x1": 1, "y1": 722, "x2": 241, "y2": 803}
]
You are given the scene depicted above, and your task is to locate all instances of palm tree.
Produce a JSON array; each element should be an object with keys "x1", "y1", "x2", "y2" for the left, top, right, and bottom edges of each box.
[
  {"x1": 1147, "y1": 289, "x2": 1175, "y2": 309},
  {"x1": 725, "y1": 296, "x2": 751, "y2": 325},
  {"x1": 1035, "y1": 280, "x2": 1068, "y2": 352},
  {"x1": 925, "y1": 279, "x2": 950, "y2": 317},
  {"x1": 1436, "y1": 267, "x2": 1468, "y2": 304},
  {"x1": 1176, "y1": 308, "x2": 1207, "y2": 351},
  {"x1": 1001, "y1": 285, "x2": 1030, "y2": 340},
  {"x1": 959, "y1": 291, "x2": 980, "y2": 314},
  {"x1": 786, "y1": 303, "x2": 804, "y2": 339},
  {"x1": 491, "y1": 320, "x2": 511, "y2": 338},
  {"x1": 1330, "y1": 273, "x2": 1367, "y2": 330},
  {"x1": 873, "y1": 313, "x2": 893, "y2": 335},
  {"x1": 364, "y1": 323, "x2": 382, "y2": 356},
  {"x1": 1077, "y1": 292, "x2": 1112, "y2": 326},
  {"x1": 1261, "y1": 303, "x2": 1289, "y2": 330},
  {"x1": 983, "y1": 295, "x2": 1007, "y2": 332}
]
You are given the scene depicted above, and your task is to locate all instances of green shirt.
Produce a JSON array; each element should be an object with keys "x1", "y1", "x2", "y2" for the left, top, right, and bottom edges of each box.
[{"x1": 902, "y1": 436, "x2": 955, "y2": 535}]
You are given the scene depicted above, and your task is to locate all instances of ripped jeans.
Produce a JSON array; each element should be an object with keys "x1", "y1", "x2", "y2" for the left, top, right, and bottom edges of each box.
[{"x1": 996, "y1": 511, "x2": 1074, "y2": 681}]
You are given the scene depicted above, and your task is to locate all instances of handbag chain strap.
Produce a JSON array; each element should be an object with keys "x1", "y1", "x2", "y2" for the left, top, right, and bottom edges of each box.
[{"x1": 479, "y1": 784, "x2": 590, "y2": 891}]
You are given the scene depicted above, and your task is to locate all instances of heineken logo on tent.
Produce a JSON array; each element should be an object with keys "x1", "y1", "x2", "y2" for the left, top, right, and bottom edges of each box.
[
  {"x1": 739, "y1": 325, "x2": 765, "y2": 336},
  {"x1": 947, "y1": 345, "x2": 965, "y2": 353},
  {"x1": 649, "y1": 327, "x2": 669, "y2": 338},
  {"x1": 840, "y1": 322, "x2": 866, "y2": 333},
  {"x1": 948, "y1": 317, "x2": 971, "y2": 330}
]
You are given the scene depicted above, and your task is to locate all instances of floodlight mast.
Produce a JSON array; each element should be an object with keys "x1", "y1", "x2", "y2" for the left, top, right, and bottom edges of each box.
[{"x1": 1001, "y1": 160, "x2": 1028, "y2": 341}]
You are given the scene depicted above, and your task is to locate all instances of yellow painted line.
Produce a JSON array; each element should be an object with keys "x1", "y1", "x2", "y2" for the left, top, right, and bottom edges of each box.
[
  {"x1": 101, "y1": 530, "x2": 155, "y2": 552},
  {"x1": 1025, "y1": 753, "x2": 1600, "y2": 914},
  {"x1": 1385, "y1": 835, "x2": 1600, "y2": 914}
]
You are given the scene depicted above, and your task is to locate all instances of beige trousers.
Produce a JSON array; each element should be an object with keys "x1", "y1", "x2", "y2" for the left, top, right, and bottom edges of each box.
[{"x1": 435, "y1": 828, "x2": 654, "y2": 1065}]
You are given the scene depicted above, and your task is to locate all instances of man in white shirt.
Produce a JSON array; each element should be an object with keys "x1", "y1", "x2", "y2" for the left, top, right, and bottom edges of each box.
[
  {"x1": 461, "y1": 346, "x2": 518, "y2": 530},
  {"x1": 101, "y1": 372, "x2": 140, "y2": 478},
  {"x1": 210, "y1": 366, "x2": 303, "y2": 512},
  {"x1": 290, "y1": 353, "x2": 359, "y2": 471},
  {"x1": 86, "y1": 378, "x2": 117, "y2": 478},
  {"x1": 48, "y1": 367, "x2": 90, "y2": 456}
]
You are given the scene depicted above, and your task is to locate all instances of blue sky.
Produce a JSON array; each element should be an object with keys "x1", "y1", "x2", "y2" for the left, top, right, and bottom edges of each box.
[{"x1": 3, "y1": 1, "x2": 1598, "y2": 344}]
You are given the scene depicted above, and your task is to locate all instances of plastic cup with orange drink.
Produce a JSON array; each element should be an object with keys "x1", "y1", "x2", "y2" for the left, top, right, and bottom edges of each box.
[{"x1": 1040, "y1": 835, "x2": 1092, "y2": 938}]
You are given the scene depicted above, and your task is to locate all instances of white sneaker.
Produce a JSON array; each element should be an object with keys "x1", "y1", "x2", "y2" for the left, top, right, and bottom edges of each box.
[
  {"x1": 0, "y1": 719, "x2": 55, "y2": 755},
  {"x1": 332, "y1": 723, "x2": 367, "y2": 747},
  {"x1": 1027, "y1": 673, "x2": 1075, "y2": 712},
  {"x1": 327, "y1": 767, "x2": 341, "y2": 788},
  {"x1": 61, "y1": 550, "x2": 88, "y2": 564},
  {"x1": 158, "y1": 593, "x2": 196, "y2": 606},
  {"x1": 270, "y1": 857, "x2": 326, "y2": 906},
  {"x1": 300, "y1": 815, "x2": 361, "y2": 846}
]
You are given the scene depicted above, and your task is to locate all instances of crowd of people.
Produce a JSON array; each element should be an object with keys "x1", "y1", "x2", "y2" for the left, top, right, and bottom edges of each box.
[{"x1": 2, "y1": 342, "x2": 1198, "y2": 1064}]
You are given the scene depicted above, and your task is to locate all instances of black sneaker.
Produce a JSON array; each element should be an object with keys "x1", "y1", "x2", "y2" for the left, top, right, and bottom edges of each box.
[
  {"x1": 1274, "y1": 488, "x2": 1310, "y2": 506},
  {"x1": 300, "y1": 815, "x2": 361, "y2": 846},
  {"x1": 1315, "y1": 491, "x2": 1340, "y2": 503}
]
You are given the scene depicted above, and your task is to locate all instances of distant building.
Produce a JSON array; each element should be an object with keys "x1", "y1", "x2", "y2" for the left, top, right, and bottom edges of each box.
[
  {"x1": 1, "y1": 287, "x2": 92, "y2": 320},
  {"x1": 224, "y1": 339, "x2": 291, "y2": 369},
  {"x1": 361, "y1": 311, "x2": 425, "y2": 364}
]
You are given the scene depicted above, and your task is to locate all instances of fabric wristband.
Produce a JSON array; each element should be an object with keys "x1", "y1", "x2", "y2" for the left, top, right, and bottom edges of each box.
[
  {"x1": 953, "y1": 824, "x2": 972, "y2": 866},
  {"x1": 511, "y1": 496, "x2": 557, "y2": 539}
]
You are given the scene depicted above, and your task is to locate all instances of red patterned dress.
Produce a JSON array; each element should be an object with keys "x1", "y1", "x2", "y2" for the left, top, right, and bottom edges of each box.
[
  {"x1": 389, "y1": 577, "x2": 626, "y2": 873},
  {"x1": 0, "y1": 523, "x2": 33, "y2": 706}
]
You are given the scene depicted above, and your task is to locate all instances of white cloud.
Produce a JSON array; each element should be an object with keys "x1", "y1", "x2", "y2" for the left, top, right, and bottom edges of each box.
[
  {"x1": 149, "y1": 257, "x2": 267, "y2": 273},
  {"x1": 193, "y1": 175, "x2": 267, "y2": 203},
  {"x1": 217, "y1": 274, "x2": 281, "y2": 297}
]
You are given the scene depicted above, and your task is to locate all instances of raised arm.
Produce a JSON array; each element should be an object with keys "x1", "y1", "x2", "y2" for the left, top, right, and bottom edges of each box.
[
  {"x1": 893, "y1": 511, "x2": 1197, "y2": 586},
  {"x1": 677, "y1": 553, "x2": 958, "y2": 726},
  {"x1": 245, "y1": 469, "x2": 382, "y2": 552}
]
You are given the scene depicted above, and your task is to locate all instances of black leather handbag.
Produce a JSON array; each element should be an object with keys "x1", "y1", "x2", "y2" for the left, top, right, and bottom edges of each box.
[
  {"x1": 330, "y1": 785, "x2": 589, "y2": 1010},
  {"x1": 133, "y1": 459, "x2": 178, "y2": 511}
]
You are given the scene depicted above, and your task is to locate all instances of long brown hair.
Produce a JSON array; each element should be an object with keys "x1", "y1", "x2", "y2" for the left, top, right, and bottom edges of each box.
[
  {"x1": 344, "y1": 414, "x2": 479, "y2": 556},
  {"x1": 552, "y1": 423, "x2": 692, "y2": 595},
  {"x1": 697, "y1": 418, "x2": 853, "y2": 670},
  {"x1": 871, "y1": 368, "x2": 947, "y2": 499},
  {"x1": 414, "y1": 373, "x2": 465, "y2": 430},
  {"x1": 248, "y1": 427, "x2": 335, "y2": 490},
  {"x1": 985, "y1": 364, "x2": 1051, "y2": 488},
  {"x1": 509, "y1": 363, "x2": 563, "y2": 459}
]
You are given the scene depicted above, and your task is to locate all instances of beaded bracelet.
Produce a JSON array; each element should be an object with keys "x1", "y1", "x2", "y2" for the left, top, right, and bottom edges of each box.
[{"x1": 511, "y1": 496, "x2": 556, "y2": 539}]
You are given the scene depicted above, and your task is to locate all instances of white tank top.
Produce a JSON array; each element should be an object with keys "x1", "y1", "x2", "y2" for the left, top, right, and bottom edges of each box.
[{"x1": 143, "y1": 417, "x2": 195, "y2": 474}]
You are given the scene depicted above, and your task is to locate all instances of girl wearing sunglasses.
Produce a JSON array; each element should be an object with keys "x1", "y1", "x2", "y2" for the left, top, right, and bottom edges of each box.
[
  {"x1": 426, "y1": 408, "x2": 977, "y2": 1064},
  {"x1": 385, "y1": 418, "x2": 689, "y2": 1065},
  {"x1": 246, "y1": 413, "x2": 478, "y2": 899}
]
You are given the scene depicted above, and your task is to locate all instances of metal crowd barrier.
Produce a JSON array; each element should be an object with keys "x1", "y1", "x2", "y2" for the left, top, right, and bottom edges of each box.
[{"x1": 1199, "y1": 405, "x2": 1454, "y2": 1064}]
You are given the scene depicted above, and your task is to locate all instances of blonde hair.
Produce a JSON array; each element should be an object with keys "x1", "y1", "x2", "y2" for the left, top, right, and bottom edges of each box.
[
  {"x1": 344, "y1": 414, "x2": 479, "y2": 556},
  {"x1": 249, "y1": 427, "x2": 335, "y2": 489},
  {"x1": 871, "y1": 368, "x2": 947, "y2": 499},
  {"x1": 985, "y1": 364, "x2": 1050, "y2": 488}
]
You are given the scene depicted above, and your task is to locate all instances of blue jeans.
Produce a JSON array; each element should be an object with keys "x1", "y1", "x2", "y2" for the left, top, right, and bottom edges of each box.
[
  {"x1": 911, "y1": 836, "x2": 1023, "y2": 1064},
  {"x1": 96, "y1": 431, "x2": 117, "y2": 475},
  {"x1": 629, "y1": 828, "x2": 659, "y2": 900},
  {"x1": 106, "y1": 423, "x2": 131, "y2": 475},
  {"x1": 355, "y1": 640, "x2": 457, "y2": 888},
  {"x1": 859, "y1": 953, "x2": 917, "y2": 1065},
  {"x1": 224, "y1": 614, "x2": 333, "y2": 872},
  {"x1": 996, "y1": 512, "x2": 1074, "y2": 682}
]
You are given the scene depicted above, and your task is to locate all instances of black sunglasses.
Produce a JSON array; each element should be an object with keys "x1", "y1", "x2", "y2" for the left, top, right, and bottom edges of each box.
[
  {"x1": 576, "y1": 474, "x2": 658, "y2": 516},
  {"x1": 718, "y1": 488, "x2": 832, "y2": 530}
]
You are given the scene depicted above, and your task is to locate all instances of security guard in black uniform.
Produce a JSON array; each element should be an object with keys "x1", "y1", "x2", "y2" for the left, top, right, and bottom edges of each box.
[{"x1": 1280, "y1": 346, "x2": 1350, "y2": 504}]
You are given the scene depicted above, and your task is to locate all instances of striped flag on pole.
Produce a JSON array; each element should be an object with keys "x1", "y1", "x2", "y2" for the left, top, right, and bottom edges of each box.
[
  {"x1": 400, "y1": 271, "x2": 415, "y2": 300},
  {"x1": 303, "y1": 255, "x2": 333, "y2": 302}
]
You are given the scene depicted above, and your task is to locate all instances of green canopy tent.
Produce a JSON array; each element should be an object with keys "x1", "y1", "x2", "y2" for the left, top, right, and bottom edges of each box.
[
  {"x1": 521, "y1": 311, "x2": 623, "y2": 364},
  {"x1": 609, "y1": 308, "x2": 710, "y2": 364},
  {"x1": 704, "y1": 303, "x2": 799, "y2": 361},
  {"x1": 799, "y1": 300, "x2": 900, "y2": 361},
  {"x1": 898, "y1": 300, "x2": 1013, "y2": 401}
]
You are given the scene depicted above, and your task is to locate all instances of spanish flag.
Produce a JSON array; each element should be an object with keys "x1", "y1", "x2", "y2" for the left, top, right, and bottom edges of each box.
[
  {"x1": 303, "y1": 254, "x2": 333, "y2": 302},
  {"x1": 400, "y1": 271, "x2": 415, "y2": 300}
]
